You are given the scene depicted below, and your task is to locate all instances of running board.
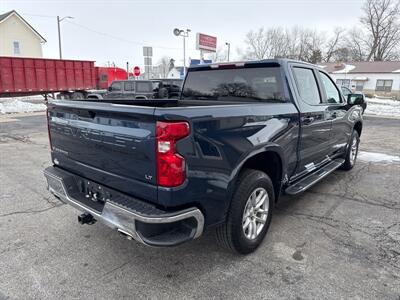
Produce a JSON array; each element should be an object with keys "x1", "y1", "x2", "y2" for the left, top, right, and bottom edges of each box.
[{"x1": 285, "y1": 159, "x2": 345, "y2": 195}]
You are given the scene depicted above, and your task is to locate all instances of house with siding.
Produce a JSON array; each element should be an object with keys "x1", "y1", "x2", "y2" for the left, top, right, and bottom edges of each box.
[
  {"x1": 0, "y1": 10, "x2": 46, "y2": 58},
  {"x1": 320, "y1": 61, "x2": 400, "y2": 100}
]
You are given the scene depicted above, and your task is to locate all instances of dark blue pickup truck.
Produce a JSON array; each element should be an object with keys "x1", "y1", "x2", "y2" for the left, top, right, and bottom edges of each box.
[{"x1": 44, "y1": 59, "x2": 364, "y2": 254}]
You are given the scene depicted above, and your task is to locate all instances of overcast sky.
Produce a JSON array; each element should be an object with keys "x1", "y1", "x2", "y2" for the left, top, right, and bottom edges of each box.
[{"x1": 2, "y1": 0, "x2": 364, "y2": 69}]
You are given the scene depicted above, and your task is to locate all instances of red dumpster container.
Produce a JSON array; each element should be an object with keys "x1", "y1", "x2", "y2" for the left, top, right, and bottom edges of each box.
[{"x1": 0, "y1": 56, "x2": 96, "y2": 97}]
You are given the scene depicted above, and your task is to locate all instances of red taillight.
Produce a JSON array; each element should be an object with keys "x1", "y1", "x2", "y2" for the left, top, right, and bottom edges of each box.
[
  {"x1": 46, "y1": 108, "x2": 52, "y2": 150},
  {"x1": 156, "y1": 121, "x2": 190, "y2": 187}
]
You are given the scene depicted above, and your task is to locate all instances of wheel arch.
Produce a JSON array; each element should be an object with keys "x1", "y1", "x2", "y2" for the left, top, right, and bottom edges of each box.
[{"x1": 228, "y1": 146, "x2": 285, "y2": 204}]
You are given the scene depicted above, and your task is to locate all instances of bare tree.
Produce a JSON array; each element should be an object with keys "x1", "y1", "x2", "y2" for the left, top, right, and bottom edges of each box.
[
  {"x1": 361, "y1": 0, "x2": 400, "y2": 61},
  {"x1": 345, "y1": 27, "x2": 368, "y2": 61},
  {"x1": 324, "y1": 27, "x2": 345, "y2": 62},
  {"x1": 243, "y1": 28, "x2": 271, "y2": 59},
  {"x1": 332, "y1": 47, "x2": 352, "y2": 62},
  {"x1": 242, "y1": 26, "x2": 324, "y2": 62},
  {"x1": 206, "y1": 47, "x2": 227, "y2": 62},
  {"x1": 156, "y1": 56, "x2": 173, "y2": 78},
  {"x1": 290, "y1": 27, "x2": 324, "y2": 62}
]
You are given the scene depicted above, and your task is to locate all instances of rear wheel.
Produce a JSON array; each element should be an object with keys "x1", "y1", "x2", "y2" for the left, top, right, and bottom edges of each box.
[
  {"x1": 71, "y1": 92, "x2": 84, "y2": 100},
  {"x1": 215, "y1": 169, "x2": 274, "y2": 254},
  {"x1": 341, "y1": 130, "x2": 360, "y2": 170}
]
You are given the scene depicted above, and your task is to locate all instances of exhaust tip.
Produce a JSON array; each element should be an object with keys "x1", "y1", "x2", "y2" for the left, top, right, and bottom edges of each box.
[{"x1": 117, "y1": 228, "x2": 134, "y2": 240}]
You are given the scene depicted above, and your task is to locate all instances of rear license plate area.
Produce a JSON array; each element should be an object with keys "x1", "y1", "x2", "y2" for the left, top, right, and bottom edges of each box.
[{"x1": 68, "y1": 178, "x2": 109, "y2": 213}]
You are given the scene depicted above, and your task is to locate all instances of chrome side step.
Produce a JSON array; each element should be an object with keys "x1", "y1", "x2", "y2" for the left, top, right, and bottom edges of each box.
[{"x1": 285, "y1": 158, "x2": 345, "y2": 195}]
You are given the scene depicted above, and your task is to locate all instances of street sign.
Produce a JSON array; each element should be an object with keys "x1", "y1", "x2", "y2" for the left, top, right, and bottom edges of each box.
[
  {"x1": 133, "y1": 66, "x2": 140, "y2": 77},
  {"x1": 144, "y1": 57, "x2": 152, "y2": 66},
  {"x1": 196, "y1": 33, "x2": 217, "y2": 52},
  {"x1": 143, "y1": 46, "x2": 153, "y2": 57}
]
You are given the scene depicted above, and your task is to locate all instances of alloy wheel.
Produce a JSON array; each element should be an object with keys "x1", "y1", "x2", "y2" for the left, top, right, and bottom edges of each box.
[{"x1": 242, "y1": 187, "x2": 269, "y2": 240}]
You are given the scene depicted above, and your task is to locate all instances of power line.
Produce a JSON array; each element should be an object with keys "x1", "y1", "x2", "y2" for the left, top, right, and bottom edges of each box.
[
  {"x1": 20, "y1": 13, "x2": 56, "y2": 18},
  {"x1": 20, "y1": 12, "x2": 197, "y2": 51},
  {"x1": 65, "y1": 20, "x2": 190, "y2": 50}
]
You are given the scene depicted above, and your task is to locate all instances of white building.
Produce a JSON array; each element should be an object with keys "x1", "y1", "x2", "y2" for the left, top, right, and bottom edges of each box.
[
  {"x1": 320, "y1": 61, "x2": 400, "y2": 100},
  {"x1": 167, "y1": 67, "x2": 184, "y2": 79},
  {"x1": 0, "y1": 10, "x2": 46, "y2": 58}
]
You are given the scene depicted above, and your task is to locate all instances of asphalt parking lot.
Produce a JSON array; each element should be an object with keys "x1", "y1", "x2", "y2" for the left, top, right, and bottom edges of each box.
[{"x1": 0, "y1": 113, "x2": 399, "y2": 300}]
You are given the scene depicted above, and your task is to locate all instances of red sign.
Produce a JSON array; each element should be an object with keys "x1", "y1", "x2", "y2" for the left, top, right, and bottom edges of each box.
[
  {"x1": 133, "y1": 66, "x2": 140, "y2": 77},
  {"x1": 196, "y1": 33, "x2": 217, "y2": 52}
]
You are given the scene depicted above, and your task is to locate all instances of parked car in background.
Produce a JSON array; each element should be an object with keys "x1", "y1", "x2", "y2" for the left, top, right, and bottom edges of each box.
[
  {"x1": 340, "y1": 86, "x2": 367, "y2": 113},
  {"x1": 87, "y1": 80, "x2": 168, "y2": 100},
  {"x1": 44, "y1": 59, "x2": 365, "y2": 254},
  {"x1": 151, "y1": 79, "x2": 183, "y2": 98}
]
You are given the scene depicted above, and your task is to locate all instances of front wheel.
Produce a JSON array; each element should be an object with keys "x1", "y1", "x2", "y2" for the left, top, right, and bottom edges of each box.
[
  {"x1": 341, "y1": 130, "x2": 360, "y2": 170},
  {"x1": 215, "y1": 169, "x2": 274, "y2": 254}
]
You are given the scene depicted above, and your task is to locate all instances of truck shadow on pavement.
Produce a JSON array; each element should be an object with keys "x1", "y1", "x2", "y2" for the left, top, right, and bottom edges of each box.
[{"x1": 81, "y1": 159, "x2": 399, "y2": 296}]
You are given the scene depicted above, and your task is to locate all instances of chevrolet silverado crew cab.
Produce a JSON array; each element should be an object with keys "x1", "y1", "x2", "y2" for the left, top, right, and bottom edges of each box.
[{"x1": 44, "y1": 59, "x2": 364, "y2": 254}]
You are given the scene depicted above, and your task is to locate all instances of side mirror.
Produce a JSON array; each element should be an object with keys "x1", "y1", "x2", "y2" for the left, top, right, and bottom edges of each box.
[
  {"x1": 108, "y1": 86, "x2": 112, "y2": 92},
  {"x1": 347, "y1": 93, "x2": 365, "y2": 106}
]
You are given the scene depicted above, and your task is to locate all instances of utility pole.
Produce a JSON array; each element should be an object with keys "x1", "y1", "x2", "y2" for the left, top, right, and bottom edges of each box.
[
  {"x1": 126, "y1": 62, "x2": 129, "y2": 79},
  {"x1": 57, "y1": 16, "x2": 73, "y2": 59},
  {"x1": 225, "y1": 42, "x2": 231, "y2": 62},
  {"x1": 183, "y1": 36, "x2": 186, "y2": 75},
  {"x1": 173, "y1": 28, "x2": 191, "y2": 77}
]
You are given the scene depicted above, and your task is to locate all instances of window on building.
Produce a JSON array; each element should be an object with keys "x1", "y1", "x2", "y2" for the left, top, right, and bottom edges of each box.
[
  {"x1": 354, "y1": 81, "x2": 365, "y2": 92},
  {"x1": 376, "y1": 80, "x2": 393, "y2": 92},
  {"x1": 292, "y1": 67, "x2": 321, "y2": 105},
  {"x1": 336, "y1": 79, "x2": 350, "y2": 88},
  {"x1": 13, "y1": 41, "x2": 20, "y2": 55}
]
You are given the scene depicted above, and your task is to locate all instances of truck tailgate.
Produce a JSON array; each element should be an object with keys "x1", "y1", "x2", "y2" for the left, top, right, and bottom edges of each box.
[{"x1": 47, "y1": 100, "x2": 158, "y2": 203}]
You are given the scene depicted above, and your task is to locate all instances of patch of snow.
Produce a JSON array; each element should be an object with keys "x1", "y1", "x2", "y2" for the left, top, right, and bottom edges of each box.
[
  {"x1": 0, "y1": 95, "x2": 45, "y2": 103},
  {"x1": 332, "y1": 64, "x2": 355, "y2": 74},
  {"x1": 0, "y1": 99, "x2": 46, "y2": 114},
  {"x1": 358, "y1": 151, "x2": 400, "y2": 163},
  {"x1": 365, "y1": 97, "x2": 400, "y2": 117},
  {"x1": 393, "y1": 69, "x2": 400, "y2": 73},
  {"x1": 366, "y1": 97, "x2": 399, "y2": 105}
]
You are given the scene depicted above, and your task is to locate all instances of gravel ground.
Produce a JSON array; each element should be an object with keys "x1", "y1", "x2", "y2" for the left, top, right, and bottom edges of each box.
[{"x1": 0, "y1": 113, "x2": 399, "y2": 300}]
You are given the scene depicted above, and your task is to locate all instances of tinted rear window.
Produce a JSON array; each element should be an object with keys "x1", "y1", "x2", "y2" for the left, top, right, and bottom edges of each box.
[{"x1": 182, "y1": 67, "x2": 285, "y2": 102}]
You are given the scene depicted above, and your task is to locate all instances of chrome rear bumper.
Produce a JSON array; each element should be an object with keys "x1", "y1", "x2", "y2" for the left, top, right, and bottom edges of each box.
[{"x1": 44, "y1": 166, "x2": 204, "y2": 247}]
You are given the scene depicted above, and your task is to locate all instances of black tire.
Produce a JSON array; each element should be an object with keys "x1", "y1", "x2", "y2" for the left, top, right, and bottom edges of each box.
[
  {"x1": 215, "y1": 169, "x2": 274, "y2": 254},
  {"x1": 57, "y1": 92, "x2": 71, "y2": 100},
  {"x1": 71, "y1": 92, "x2": 84, "y2": 100},
  {"x1": 87, "y1": 95, "x2": 100, "y2": 100},
  {"x1": 340, "y1": 130, "x2": 360, "y2": 171}
]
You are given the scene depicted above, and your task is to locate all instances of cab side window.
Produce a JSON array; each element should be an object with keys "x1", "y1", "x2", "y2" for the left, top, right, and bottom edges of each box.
[
  {"x1": 124, "y1": 82, "x2": 135, "y2": 91},
  {"x1": 319, "y1": 72, "x2": 341, "y2": 104},
  {"x1": 292, "y1": 67, "x2": 321, "y2": 105},
  {"x1": 110, "y1": 82, "x2": 122, "y2": 91}
]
